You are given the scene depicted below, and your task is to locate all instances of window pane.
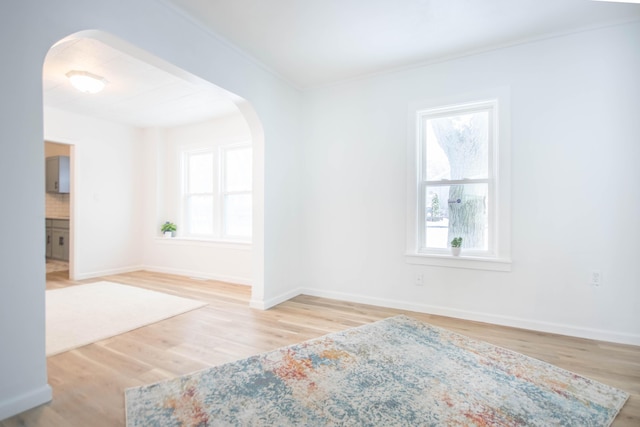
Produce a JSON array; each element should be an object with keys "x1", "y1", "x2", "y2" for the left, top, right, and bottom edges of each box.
[
  {"x1": 224, "y1": 147, "x2": 252, "y2": 192},
  {"x1": 187, "y1": 195, "x2": 213, "y2": 235},
  {"x1": 425, "y1": 111, "x2": 489, "y2": 180},
  {"x1": 187, "y1": 151, "x2": 214, "y2": 194},
  {"x1": 424, "y1": 184, "x2": 488, "y2": 250},
  {"x1": 224, "y1": 194, "x2": 252, "y2": 238}
]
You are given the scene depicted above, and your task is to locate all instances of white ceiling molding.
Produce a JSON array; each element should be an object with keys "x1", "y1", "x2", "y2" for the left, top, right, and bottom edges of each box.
[{"x1": 165, "y1": 0, "x2": 640, "y2": 88}]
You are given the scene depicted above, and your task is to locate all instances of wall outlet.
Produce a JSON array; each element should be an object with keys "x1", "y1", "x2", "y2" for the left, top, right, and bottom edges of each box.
[
  {"x1": 591, "y1": 270, "x2": 602, "y2": 287},
  {"x1": 415, "y1": 273, "x2": 424, "y2": 286}
]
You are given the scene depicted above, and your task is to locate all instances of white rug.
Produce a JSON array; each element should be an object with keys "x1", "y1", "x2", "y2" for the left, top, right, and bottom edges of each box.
[{"x1": 46, "y1": 281, "x2": 207, "y2": 356}]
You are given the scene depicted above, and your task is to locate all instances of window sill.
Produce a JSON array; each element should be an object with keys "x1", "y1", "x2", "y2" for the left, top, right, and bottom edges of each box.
[
  {"x1": 405, "y1": 253, "x2": 511, "y2": 272},
  {"x1": 154, "y1": 236, "x2": 252, "y2": 251}
]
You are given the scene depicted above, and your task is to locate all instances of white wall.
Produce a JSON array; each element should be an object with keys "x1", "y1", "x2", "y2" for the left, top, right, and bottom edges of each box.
[
  {"x1": 141, "y1": 114, "x2": 253, "y2": 284},
  {"x1": 300, "y1": 22, "x2": 640, "y2": 345},
  {"x1": 0, "y1": 0, "x2": 303, "y2": 420},
  {"x1": 45, "y1": 107, "x2": 144, "y2": 279}
]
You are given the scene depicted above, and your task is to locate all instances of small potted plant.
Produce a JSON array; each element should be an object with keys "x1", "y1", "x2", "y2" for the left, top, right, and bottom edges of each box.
[
  {"x1": 450, "y1": 237, "x2": 462, "y2": 256},
  {"x1": 161, "y1": 221, "x2": 177, "y2": 238}
]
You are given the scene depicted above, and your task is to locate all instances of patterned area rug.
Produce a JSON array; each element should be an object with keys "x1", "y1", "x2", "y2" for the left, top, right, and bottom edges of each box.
[{"x1": 125, "y1": 316, "x2": 628, "y2": 426}]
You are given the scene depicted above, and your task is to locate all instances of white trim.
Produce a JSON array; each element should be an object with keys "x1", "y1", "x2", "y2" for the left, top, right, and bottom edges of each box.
[
  {"x1": 76, "y1": 264, "x2": 251, "y2": 286},
  {"x1": 72, "y1": 265, "x2": 143, "y2": 281},
  {"x1": 416, "y1": 100, "x2": 496, "y2": 254},
  {"x1": 0, "y1": 384, "x2": 52, "y2": 421},
  {"x1": 220, "y1": 143, "x2": 253, "y2": 240},
  {"x1": 298, "y1": 288, "x2": 640, "y2": 346},
  {"x1": 250, "y1": 287, "x2": 302, "y2": 310},
  {"x1": 152, "y1": 237, "x2": 251, "y2": 251},
  {"x1": 405, "y1": 253, "x2": 512, "y2": 272},
  {"x1": 406, "y1": 87, "x2": 511, "y2": 266},
  {"x1": 154, "y1": 0, "x2": 302, "y2": 90},
  {"x1": 179, "y1": 143, "x2": 253, "y2": 241},
  {"x1": 312, "y1": 19, "x2": 640, "y2": 91},
  {"x1": 182, "y1": 148, "x2": 216, "y2": 238},
  {"x1": 142, "y1": 265, "x2": 251, "y2": 286}
]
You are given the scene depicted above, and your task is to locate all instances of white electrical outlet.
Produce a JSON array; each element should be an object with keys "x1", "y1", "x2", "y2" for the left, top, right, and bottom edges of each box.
[
  {"x1": 591, "y1": 270, "x2": 602, "y2": 287},
  {"x1": 415, "y1": 273, "x2": 424, "y2": 286}
]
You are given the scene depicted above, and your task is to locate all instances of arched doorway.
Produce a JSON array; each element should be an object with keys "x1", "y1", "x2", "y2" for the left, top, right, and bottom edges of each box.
[{"x1": 42, "y1": 29, "x2": 265, "y2": 304}]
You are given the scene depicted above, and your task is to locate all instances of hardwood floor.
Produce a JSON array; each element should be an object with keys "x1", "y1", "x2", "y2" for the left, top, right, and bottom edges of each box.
[{"x1": 2, "y1": 270, "x2": 639, "y2": 426}]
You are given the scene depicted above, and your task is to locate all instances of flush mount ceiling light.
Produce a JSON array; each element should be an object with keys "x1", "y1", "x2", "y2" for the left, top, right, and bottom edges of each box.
[{"x1": 65, "y1": 70, "x2": 108, "y2": 94}]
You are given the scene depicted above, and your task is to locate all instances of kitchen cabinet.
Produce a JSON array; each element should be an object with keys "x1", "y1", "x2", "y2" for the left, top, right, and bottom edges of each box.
[
  {"x1": 46, "y1": 156, "x2": 70, "y2": 194},
  {"x1": 45, "y1": 219, "x2": 52, "y2": 258},
  {"x1": 46, "y1": 219, "x2": 69, "y2": 261}
]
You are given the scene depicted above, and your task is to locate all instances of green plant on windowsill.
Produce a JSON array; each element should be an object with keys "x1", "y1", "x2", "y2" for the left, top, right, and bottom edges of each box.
[
  {"x1": 161, "y1": 221, "x2": 177, "y2": 237},
  {"x1": 450, "y1": 237, "x2": 462, "y2": 256}
]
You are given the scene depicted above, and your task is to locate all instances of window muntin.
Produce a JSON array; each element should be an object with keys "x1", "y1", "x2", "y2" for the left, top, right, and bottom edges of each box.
[{"x1": 418, "y1": 102, "x2": 496, "y2": 255}]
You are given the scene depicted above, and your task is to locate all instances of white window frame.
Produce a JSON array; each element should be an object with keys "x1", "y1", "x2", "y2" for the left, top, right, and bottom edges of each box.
[
  {"x1": 406, "y1": 88, "x2": 511, "y2": 271},
  {"x1": 182, "y1": 148, "x2": 216, "y2": 239},
  {"x1": 179, "y1": 142, "x2": 252, "y2": 243},
  {"x1": 220, "y1": 143, "x2": 252, "y2": 241}
]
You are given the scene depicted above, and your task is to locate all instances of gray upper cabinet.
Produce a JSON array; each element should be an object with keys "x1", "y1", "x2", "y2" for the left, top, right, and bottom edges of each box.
[{"x1": 46, "y1": 156, "x2": 70, "y2": 194}]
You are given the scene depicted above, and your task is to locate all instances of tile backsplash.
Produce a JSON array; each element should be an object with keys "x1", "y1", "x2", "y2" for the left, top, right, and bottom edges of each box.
[{"x1": 46, "y1": 192, "x2": 70, "y2": 218}]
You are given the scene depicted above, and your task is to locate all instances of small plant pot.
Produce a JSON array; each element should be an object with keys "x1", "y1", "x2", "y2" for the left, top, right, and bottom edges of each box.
[
  {"x1": 164, "y1": 231, "x2": 173, "y2": 238},
  {"x1": 451, "y1": 247, "x2": 461, "y2": 256}
]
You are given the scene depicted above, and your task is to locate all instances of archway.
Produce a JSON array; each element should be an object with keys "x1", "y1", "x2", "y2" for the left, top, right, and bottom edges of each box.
[{"x1": 42, "y1": 29, "x2": 265, "y2": 304}]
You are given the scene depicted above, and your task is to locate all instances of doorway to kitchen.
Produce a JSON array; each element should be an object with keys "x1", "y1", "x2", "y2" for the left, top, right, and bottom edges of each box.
[{"x1": 44, "y1": 141, "x2": 74, "y2": 280}]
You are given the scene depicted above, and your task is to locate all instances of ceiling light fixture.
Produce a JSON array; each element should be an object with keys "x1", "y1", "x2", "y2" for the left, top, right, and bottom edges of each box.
[{"x1": 65, "y1": 70, "x2": 108, "y2": 94}]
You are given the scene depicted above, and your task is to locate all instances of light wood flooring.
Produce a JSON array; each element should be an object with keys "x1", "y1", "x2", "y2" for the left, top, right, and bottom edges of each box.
[{"x1": 2, "y1": 270, "x2": 639, "y2": 426}]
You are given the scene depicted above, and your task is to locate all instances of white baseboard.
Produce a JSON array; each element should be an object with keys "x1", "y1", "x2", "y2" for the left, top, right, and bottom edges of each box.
[
  {"x1": 141, "y1": 265, "x2": 251, "y2": 286},
  {"x1": 250, "y1": 287, "x2": 303, "y2": 310},
  {"x1": 0, "y1": 384, "x2": 52, "y2": 422},
  {"x1": 299, "y1": 288, "x2": 640, "y2": 346},
  {"x1": 72, "y1": 265, "x2": 143, "y2": 281}
]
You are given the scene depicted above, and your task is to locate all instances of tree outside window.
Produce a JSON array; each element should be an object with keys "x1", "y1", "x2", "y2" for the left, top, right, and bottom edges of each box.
[{"x1": 419, "y1": 102, "x2": 495, "y2": 254}]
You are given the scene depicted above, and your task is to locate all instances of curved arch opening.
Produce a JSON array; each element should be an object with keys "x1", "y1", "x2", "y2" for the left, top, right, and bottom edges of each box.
[{"x1": 42, "y1": 30, "x2": 265, "y2": 303}]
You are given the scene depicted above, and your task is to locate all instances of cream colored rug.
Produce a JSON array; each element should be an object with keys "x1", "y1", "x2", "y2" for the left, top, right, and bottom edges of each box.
[{"x1": 46, "y1": 281, "x2": 207, "y2": 356}]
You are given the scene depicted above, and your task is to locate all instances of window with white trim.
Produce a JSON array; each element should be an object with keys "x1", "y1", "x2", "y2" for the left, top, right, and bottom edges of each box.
[
  {"x1": 220, "y1": 145, "x2": 252, "y2": 239},
  {"x1": 407, "y1": 90, "x2": 511, "y2": 270},
  {"x1": 182, "y1": 143, "x2": 252, "y2": 241}
]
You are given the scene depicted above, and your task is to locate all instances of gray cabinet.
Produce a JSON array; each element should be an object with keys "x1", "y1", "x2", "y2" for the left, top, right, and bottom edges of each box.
[
  {"x1": 45, "y1": 219, "x2": 52, "y2": 258},
  {"x1": 46, "y1": 219, "x2": 69, "y2": 261},
  {"x1": 46, "y1": 156, "x2": 70, "y2": 194}
]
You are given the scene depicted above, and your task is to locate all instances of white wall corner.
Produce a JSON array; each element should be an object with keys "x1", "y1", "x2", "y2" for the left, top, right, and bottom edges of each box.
[{"x1": 0, "y1": 384, "x2": 52, "y2": 422}]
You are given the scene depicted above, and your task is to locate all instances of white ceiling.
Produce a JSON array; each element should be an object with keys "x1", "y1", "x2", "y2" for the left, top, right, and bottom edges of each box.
[
  {"x1": 42, "y1": 1, "x2": 640, "y2": 128},
  {"x1": 43, "y1": 37, "x2": 239, "y2": 128},
  {"x1": 165, "y1": 0, "x2": 640, "y2": 88}
]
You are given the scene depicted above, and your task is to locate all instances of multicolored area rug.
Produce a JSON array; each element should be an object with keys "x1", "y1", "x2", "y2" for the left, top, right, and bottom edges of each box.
[{"x1": 125, "y1": 315, "x2": 628, "y2": 426}]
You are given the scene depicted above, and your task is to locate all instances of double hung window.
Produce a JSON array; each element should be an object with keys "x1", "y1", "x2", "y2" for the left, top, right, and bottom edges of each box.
[
  {"x1": 407, "y1": 90, "x2": 511, "y2": 271},
  {"x1": 182, "y1": 143, "x2": 252, "y2": 241},
  {"x1": 419, "y1": 101, "x2": 495, "y2": 254},
  {"x1": 220, "y1": 145, "x2": 252, "y2": 239}
]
